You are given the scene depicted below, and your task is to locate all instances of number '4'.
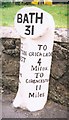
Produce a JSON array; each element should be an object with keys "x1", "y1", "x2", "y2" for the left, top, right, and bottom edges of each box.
[{"x1": 37, "y1": 58, "x2": 41, "y2": 66}]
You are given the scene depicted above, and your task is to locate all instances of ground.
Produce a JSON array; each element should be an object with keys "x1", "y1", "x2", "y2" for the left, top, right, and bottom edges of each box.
[{"x1": 1, "y1": 93, "x2": 68, "y2": 119}]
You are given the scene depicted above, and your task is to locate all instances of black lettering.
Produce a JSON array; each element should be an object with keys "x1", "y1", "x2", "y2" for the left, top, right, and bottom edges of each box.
[
  {"x1": 20, "y1": 56, "x2": 26, "y2": 63},
  {"x1": 39, "y1": 85, "x2": 41, "y2": 90},
  {"x1": 25, "y1": 25, "x2": 30, "y2": 35},
  {"x1": 26, "y1": 79, "x2": 28, "y2": 83},
  {"x1": 38, "y1": 45, "x2": 42, "y2": 50},
  {"x1": 40, "y1": 73, "x2": 44, "y2": 78},
  {"x1": 43, "y1": 45, "x2": 47, "y2": 51},
  {"x1": 17, "y1": 13, "x2": 22, "y2": 23},
  {"x1": 36, "y1": 13, "x2": 43, "y2": 24},
  {"x1": 29, "y1": 13, "x2": 35, "y2": 23},
  {"x1": 36, "y1": 85, "x2": 41, "y2": 90},
  {"x1": 31, "y1": 25, "x2": 34, "y2": 35},
  {"x1": 29, "y1": 52, "x2": 34, "y2": 56},
  {"x1": 35, "y1": 73, "x2": 39, "y2": 78},
  {"x1": 38, "y1": 45, "x2": 47, "y2": 51},
  {"x1": 23, "y1": 14, "x2": 29, "y2": 23},
  {"x1": 29, "y1": 93, "x2": 34, "y2": 98},
  {"x1": 36, "y1": 85, "x2": 38, "y2": 90},
  {"x1": 35, "y1": 73, "x2": 44, "y2": 78},
  {"x1": 31, "y1": 65, "x2": 37, "y2": 71},
  {"x1": 37, "y1": 58, "x2": 41, "y2": 66},
  {"x1": 25, "y1": 25, "x2": 34, "y2": 35}
]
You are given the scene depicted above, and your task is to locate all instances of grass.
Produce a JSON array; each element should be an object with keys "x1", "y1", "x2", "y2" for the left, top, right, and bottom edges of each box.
[{"x1": 0, "y1": 3, "x2": 69, "y2": 28}]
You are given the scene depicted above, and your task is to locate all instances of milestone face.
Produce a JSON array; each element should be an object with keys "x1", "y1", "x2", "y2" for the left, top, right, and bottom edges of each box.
[{"x1": 14, "y1": 7, "x2": 53, "y2": 39}]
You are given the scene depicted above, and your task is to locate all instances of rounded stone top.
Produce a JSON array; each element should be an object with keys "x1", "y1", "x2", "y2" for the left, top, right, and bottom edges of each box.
[{"x1": 14, "y1": 6, "x2": 55, "y2": 39}]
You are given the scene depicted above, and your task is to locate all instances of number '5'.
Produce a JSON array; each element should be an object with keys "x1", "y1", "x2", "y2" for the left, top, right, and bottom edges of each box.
[{"x1": 24, "y1": 25, "x2": 34, "y2": 35}]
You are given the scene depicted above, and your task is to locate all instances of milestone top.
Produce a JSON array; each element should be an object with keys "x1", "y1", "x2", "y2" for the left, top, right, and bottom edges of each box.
[{"x1": 14, "y1": 6, "x2": 55, "y2": 39}]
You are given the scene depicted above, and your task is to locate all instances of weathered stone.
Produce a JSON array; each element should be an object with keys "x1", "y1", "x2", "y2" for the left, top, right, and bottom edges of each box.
[
  {"x1": 2, "y1": 56, "x2": 19, "y2": 76},
  {"x1": 2, "y1": 76, "x2": 18, "y2": 92},
  {"x1": 15, "y1": 39, "x2": 20, "y2": 46},
  {"x1": 2, "y1": 48, "x2": 20, "y2": 57},
  {"x1": 55, "y1": 42, "x2": 69, "y2": 50},
  {"x1": 51, "y1": 43, "x2": 67, "y2": 79},
  {"x1": 54, "y1": 28, "x2": 68, "y2": 42},
  {"x1": 2, "y1": 38, "x2": 16, "y2": 49},
  {"x1": 2, "y1": 38, "x2": 20, "y2": 57},
  {"x1": 48, "y1": 75, "x2": 69, "y2": 106}
]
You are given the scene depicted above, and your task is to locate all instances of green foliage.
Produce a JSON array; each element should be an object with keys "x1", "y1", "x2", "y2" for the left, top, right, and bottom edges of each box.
[
  {"x1": 0, "y1": 3, "x2": 68, "y2": 28},
  {"x1": 1, "y1": 2, "x2": 12, "y2": 8}
]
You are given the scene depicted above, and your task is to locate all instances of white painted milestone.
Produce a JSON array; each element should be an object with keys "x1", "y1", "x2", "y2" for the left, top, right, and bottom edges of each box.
[{"x1": 13, "y1": 6, "x2": 55, "y2": 112}]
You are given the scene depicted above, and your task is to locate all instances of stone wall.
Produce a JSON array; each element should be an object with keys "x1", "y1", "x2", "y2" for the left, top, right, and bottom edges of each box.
[{"x1": 1, "y1": 28, "x2": 69, "y2": 106}]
